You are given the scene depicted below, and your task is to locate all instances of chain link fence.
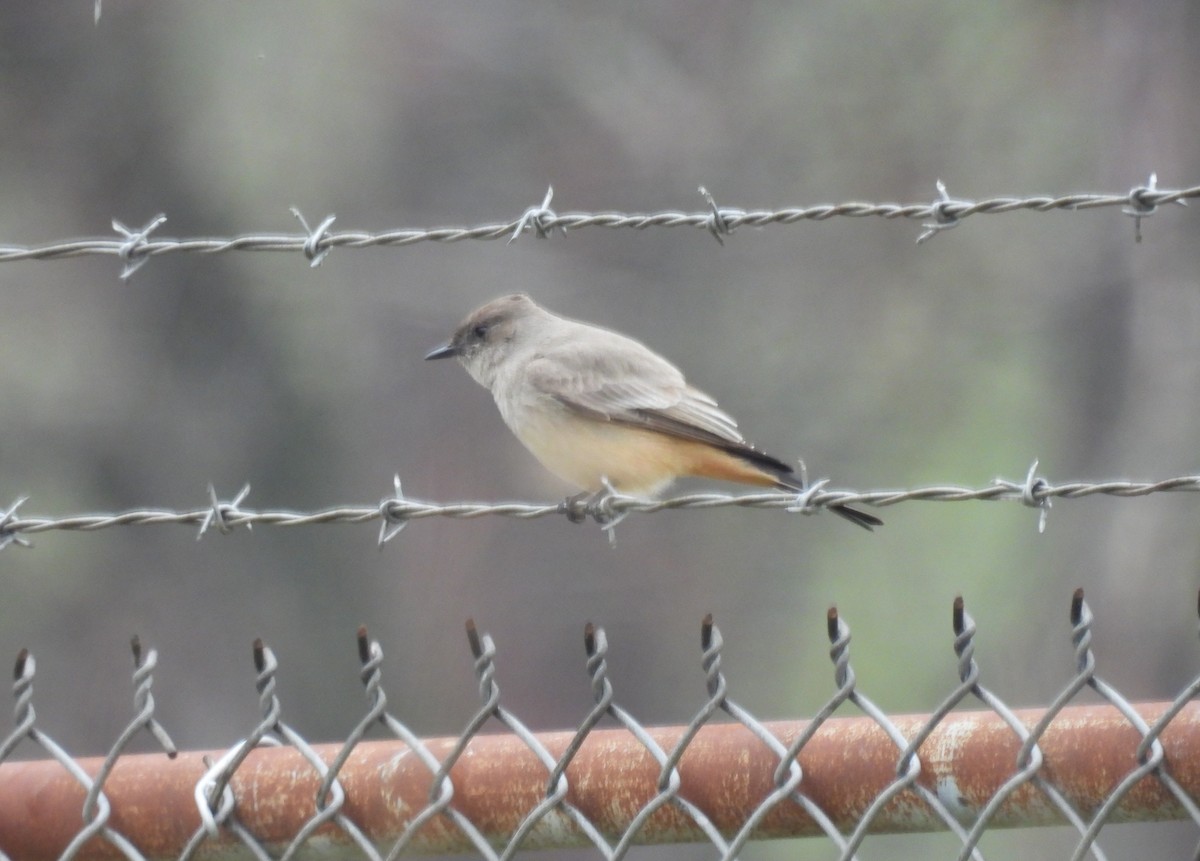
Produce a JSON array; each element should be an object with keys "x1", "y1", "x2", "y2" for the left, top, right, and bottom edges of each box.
[{"x1": 3, "y1": 590, "x2": 1200, "y2": 861}]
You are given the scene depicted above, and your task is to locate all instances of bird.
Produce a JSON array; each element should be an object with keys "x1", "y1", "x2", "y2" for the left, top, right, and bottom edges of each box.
[{"x1": 425, "y1": 294, "x2": 880, "y2": 530}]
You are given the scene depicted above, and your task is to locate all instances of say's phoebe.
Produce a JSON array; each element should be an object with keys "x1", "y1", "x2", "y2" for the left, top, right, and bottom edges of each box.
[{"x1": 425, "y1": 294, "x2": 881, "y2": 530}]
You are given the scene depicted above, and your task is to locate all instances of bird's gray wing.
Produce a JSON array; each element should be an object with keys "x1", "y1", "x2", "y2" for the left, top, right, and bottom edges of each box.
[{"x1": 523, "y1": 336, "x2": 747, "y2": 447}]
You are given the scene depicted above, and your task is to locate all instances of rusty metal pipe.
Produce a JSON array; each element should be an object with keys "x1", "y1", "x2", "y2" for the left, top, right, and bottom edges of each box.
[{"x1": 1, "y1": 702, "x2": 1196, "y2": 859}]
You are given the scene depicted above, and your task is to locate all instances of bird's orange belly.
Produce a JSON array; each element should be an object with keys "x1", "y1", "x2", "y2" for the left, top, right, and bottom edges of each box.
[{"x1": 513, "y1": 412, "x2": 773, "y2": 495}]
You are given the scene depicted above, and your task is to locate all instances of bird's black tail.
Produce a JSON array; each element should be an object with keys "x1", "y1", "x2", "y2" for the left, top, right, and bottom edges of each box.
[
  {"x1": 776, "y1": 476, "x2": 883, "y2": 531},
  {"x1": 822, "y1": 502, "x2": 883, "y2": 531},
  {"x1": 729, "y1": 446, "x2": 882, "y2": 531}
]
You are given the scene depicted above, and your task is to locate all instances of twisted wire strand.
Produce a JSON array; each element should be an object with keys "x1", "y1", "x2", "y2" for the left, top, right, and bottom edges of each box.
[
  {"x1": 0, "y1": 181, "x2": 1193, "y2": 270},
  {"x1": 2, "y1": 473, "x2": 1196, "y2": 547}
]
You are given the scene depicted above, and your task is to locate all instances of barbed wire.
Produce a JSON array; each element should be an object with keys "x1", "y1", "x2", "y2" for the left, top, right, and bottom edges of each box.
[
  {"x1": 1, "y1": 468, "x2": 1197, "y2": 550},
  {"x1": 3, "y1": 590, "x2": 1200, "y2": 860},
  {"x1": 0, "y1": 177, "x2": 1193, "y2": 278}
]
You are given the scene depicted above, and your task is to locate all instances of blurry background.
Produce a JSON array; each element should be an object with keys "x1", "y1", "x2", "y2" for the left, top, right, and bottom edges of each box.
[{"x1": 2, "y1": 3, "x2": 1199, "y2": 859}]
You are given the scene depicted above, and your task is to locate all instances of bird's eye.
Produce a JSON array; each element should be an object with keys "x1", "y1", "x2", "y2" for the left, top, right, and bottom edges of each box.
[{"x1": 472, "y1": 323, "x2": 489, "y2": 339}]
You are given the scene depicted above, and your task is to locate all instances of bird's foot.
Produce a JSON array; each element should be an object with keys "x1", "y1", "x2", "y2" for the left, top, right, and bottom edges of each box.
[
  {"x1": 562, "y1": 490, "x2": 592, "y2": 523},
  {"x1": 560, "y1": 479, "x2": 634, "y2": 545}
]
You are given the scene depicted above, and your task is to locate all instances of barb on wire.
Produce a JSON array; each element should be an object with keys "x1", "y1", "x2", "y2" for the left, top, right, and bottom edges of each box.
[
  {"x1": 508, "y1": 186, "x2": 559, "y2": 244},
  {"x1": 290, "y1": 208, "x2": 337, "y2": 267},
  {"x1": 916, "y1": 180, "x2": 966, "y2": 244},
  {"x1": 785, "y1": 477, "x2": 831, "y2": 516},
  {"x1": 0, "y1": 497, "x2": 31, "y2": 550},
  {"x1": 197, "y1": 483, "x2": 252, "y2": 540},
  {"x1": 1014, "y1": 459, "x2": 1051, "y2": 533},
  {"x1": 1123, "y1": 173, "x2": 1186, "y2": 243},
  {"x1": 1, "y1": 472, "x2": 1198, "y2": 549},
  {"x1": 698, "y1": 186, "x2": 733, "y2": 244},
  {"x1": 0, "y1": 180, "x2": 1196, "y2": 270},
  {"x1": 593, "y1": 477, "x2": 634, "y2": 546},
  {"x1": 113, "y1": 214, "x2": 167, "y2": 280},
  {"x1": 377, "y1": 475, "x2": 410, "y2": 546}
]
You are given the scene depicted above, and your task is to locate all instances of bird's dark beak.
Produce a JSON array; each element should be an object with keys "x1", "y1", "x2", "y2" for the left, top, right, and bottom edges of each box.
[{"x1": 424, "y1": 342, "x2": 459, "y2": 361}]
